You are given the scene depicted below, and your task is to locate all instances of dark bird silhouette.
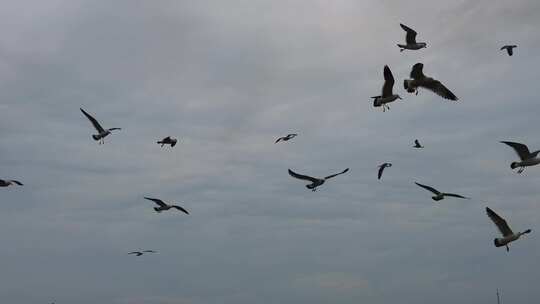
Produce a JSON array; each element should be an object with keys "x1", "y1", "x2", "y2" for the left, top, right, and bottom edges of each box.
[
  {"x1": 378, "y1": 163, "x2": 392, "y2": 180},
  {"x1": 157, "y1": 136, "x2": 178, "y2": 147},
  {"x1": 144, "y1": 197, "x2": 189, "y2": 214},
  {"x1": 397, "y1": 23, "x2": 427, "y2": 52},
  {"x1": 404, "y1": 63, "x2": 458, "y2": 101},
  {"x1": 486, "y1": 207, "x2": 531, "y2": 252},
  {"x1": 500, "y1": 45, "x2": 517, "y2": 56},
  {"x1": 371, "y1": 65, "x2": 402, "y2": 112},
  {"x1": 128, "y1": 250, "x2": 157, "y2": 256},
  {"x1": 413, "y1": 139, "x2": 424, "y2": 148},
  {"x1": 275, "y1": 133, "x2": 298, "y2": 143},
  {"x1": 80, "y1": 108, "x2": 121, "y2": 144},
  {"x1": 415, "y1": 182, "x2": 469, "y2": 201},
  {"x1": 500, "y1": 141, "x2": 540, "y2": 173},
  {"x1": 288, "y1": 168, "x2": 349, "y2": 191},
  {"x1": 0, "y1": 179, "x2": 23, "y2": 187}
]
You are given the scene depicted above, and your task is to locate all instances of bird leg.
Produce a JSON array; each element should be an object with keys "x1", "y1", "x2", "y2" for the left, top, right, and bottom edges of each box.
[
  {"x1": 506, "y1": 245, "x2": 510, "y2": 252},
  {"x1": 415, "y1": 89, "x2": 418, "y2": 96}
]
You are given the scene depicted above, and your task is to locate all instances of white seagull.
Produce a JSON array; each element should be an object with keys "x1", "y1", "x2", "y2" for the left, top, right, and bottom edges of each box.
[
  {"x1": 500, "y1": 141, "x2": 540, "y2": 173},
  {"x1": 288, "y1": 168, "x2": 349, "y2": 191},
  {"x1": 371, "y1": 65, "x2": 402, "y2": 112},
  {"x1": 397, "y1": 23, "x2": 427, "y2": 52},
  {"x1": 486, "y1": 207, "x2": 531, "y2": 252},
  {"x1": 0, "y1": 179, "x2": 23, "y2": 187},
  {"x1": 415, "y1": 182, "x2": 469, "y2": 201},
  {"x1": 157, "y1": 136, "x2": 178, "y2": 147},
  {"x1": 404, "y1": 63, "x2": 458, "y2": 101},
  {"x1": 144, "y1": 197, "x2": 189, "y2": 215},
  {"x1": 275, "y1": 133, "x2": 298, "y2": 143},
  {"x1": 500, "y1": 45, "x2": 517, "y2": 56},
  {"x1": 378, "y1": 163, "x2": 392, "y2": 180},
  {"x1": 80, "y1": 108, "x2": 121, "y2": 144}
]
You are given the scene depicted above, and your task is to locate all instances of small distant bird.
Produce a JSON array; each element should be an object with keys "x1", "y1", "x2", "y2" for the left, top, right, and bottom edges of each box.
[
  {"x1": 415, "y1": 182, "x2": 469, "y2": 201},
  {"x1": 500, "y1": 45, "x2": 517, "y2": 56},
  {"x1": 413, "y1": 139, "x2": 424, "y2": 148},
  {"x1": 144, "y1": 197, "x2": 189, "y2": 214},
  {"x1": 486, "y1": 207, "x2": 531, "y2": 252},
  {"x1": 0, "y1": 179, "x2": 23, "y2": 187},
  {"x1": 500, "y1": 141, "x2": 540, "y2": 173},
  {"x1": 371, "y1": 65, "x2": 402, "y2": 112},
  {"x1": 404, "y1": 63, "x2": 458, "y2": 101},
  {"x1": 157, "y1": 136, "x2": 178, "y2": 147},
  {"x1": 128, "y1": 250, "x2": 157, "y2": 256},
  {"x1": 377, "y1": 163, "x2": 392, "y2": 180},
  {"x1": 275, "y1": 133, "x2": 298, "y2": 143},
  {"x1": 397, "y1": 23, "x2": 427, "y2": 52},
  {"x1": 80, "y1": 108, "x2": 121, "y2": 144},
  {"x1": 288, "y1": 168, "x2": 349, "y2": 191}
]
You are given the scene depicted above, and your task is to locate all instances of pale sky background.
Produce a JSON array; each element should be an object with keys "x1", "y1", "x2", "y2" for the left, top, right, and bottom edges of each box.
[{"x1": 1, "y1": 1, "x2": 540, "y2": 303}]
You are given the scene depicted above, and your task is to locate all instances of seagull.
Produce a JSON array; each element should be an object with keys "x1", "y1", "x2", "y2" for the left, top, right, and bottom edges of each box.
[
  {"x1": 275, "y1": 133, "x2": 298, "y2": 143},
  {"x1": 378, "y1": 163, "x2": 392, "y2": 180},
  {"x1": 371, "y1": 65, "x2": 402, "y2": 112},
  {"x1": 486, "y1": 207, "x2": 531, "y2": 252},
  {"x1": 413, "y1": 139, "x2": 424, "y2": 148},
  {"x1": 128, "y1": 250, "x2": 157, "y2": 256},
  {"x1": 0, "y1": 179, "x2": 23, "y2": 187},
  {"x1": 500, "y1": 141, "x2": 540, "y2": 173},
  {"x1": 500, "y1": 45, "x2": 517, "y2": 56},
  {"x1": 144, "y1": 197, "x2": 189, "y2": 214},
  {"x1": 404, "y1": 63, "x2": 458, "y2": 101},
  {"x1": 397, "y1": 23, "x2": 427, "y2": 52},
  {"x1": 157, "y1": 136, "x2": 178, "y2": 147},
  {"x1": 288, "y1": 168, "x2": 349, "y2": 191},
  {"x1": 80, "y1": 108, "x2": 121, "y2": 144},
  {"x1": 415, "y1": 182, "x2": 469, "y2": 201}
]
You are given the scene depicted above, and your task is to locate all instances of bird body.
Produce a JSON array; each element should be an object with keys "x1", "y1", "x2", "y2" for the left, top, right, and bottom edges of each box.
[
  {"x1": 500, "y1": 141, "x2": 540, "y2": 173},
  {"x1": 378, "y1": 163, "x2": 392, "y2": 180},
  {"x1": 0, "y1": 179, "x2": 23, "y2": 187},
  {"x1": 404, "y1": 63, "x2": 458, "y2": 101},
  {"x1": 500, "y1": 45, "x2": 517, "y2": 56},
  {"x1": 80, "y1": 108, "x2": 121, "y2": 144},
  {"x1": 398, "y1": 24, "x2": 427, "y2": 52},
  {"x1": 157, "y1": 136, "x2": 178, "y2": 147},
  {"x1": 415, "y1": 182, "x2": 469, "y2": 201},
  {"x1": 486, "y1": 207, "x2": 531, "y2": 252},
  {"x1": 275, "y1": 133, "x2": 298, "y2": 143},
  {"x1": 372, "y1": 65, "x2": 401, "y2": 112},
  {"x1": 144, "y1": 197, "x2": 189, "y2": 215},
  {"x1": 288, "y1": 168, "x2": 349, "y2": 191},
  {"x1": 413, "y1": 139, "x2": 424, "y2": 148}
]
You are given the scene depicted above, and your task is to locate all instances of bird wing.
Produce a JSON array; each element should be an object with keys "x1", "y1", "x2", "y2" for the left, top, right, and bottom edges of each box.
[
  {"x1": 400, "y1": 23, "x2": 417, "y2": 44},
  {"x1": 288, "y1": 169, "x2": 319, "y2": 183},
  {"x1": 143, "y1": 250, "x2": 157, "y2": 253},
  {"x1": 172, "y1": 205, "x2": 190, "y2": 215},
  {"x1": 128, "y1": 251, "x2": 143, "y2": 256},
  {"x1": 324, "y1": 168, "x2": 350, "y2": 180},
  {"x1": 415, "y1": 182, "x2": 441, "y2": 195},
  {"x1": 500, "y1": 141, "x2": 531, "y2": 160},
  {"x1": 275, "y1": 137, "x2": 285, "y2": 143},
  {"x1": 80, "y1": 108, "x2": 105, "y2": 133},
  {"x1": 410, "y1": 63, "x2": 425, "y2": 79},
  {"x1": 421, "y1": 79, "x2": 459, "y2": 101},
  {"x1": 10, "y1": 180, "x2": 23, "y2": 185},
  {"x1": 377, "y1": 165, "x2": 386, "y2": 180},
  {"x1": 382, "y1": 65, "x2": 395, "y2": 97},
  {"x1": 144, "y1": 197, "x2": 168, "y2": 207},
  {"x1": 108, "y1": 128, "x2": 121, "y2": 131},
  {"x1": 486, "y1": 207, "x2": 513, "y2": 237},
  {"x1": 442, "y1": 193, "x2": 469, "y2": 199}
]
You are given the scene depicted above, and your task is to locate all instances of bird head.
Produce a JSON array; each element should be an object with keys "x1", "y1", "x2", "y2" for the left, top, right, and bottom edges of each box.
[{"x1": 523, "y1": 229, "x2": 532, "y2": 234}]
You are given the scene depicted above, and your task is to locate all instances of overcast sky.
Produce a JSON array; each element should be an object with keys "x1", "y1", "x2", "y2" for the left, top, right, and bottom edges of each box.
[{"x1": 1, "y1": 0, "x2": 540, "y2": 303}]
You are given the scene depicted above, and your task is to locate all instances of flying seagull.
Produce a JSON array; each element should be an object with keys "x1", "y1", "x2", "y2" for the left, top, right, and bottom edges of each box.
[
  {"x1": 413, "y1": 139, "x2": 424, "y2": 149},
  {"x1": 404, "y1": 63, "x2": 458, "y2": 101},
  {"x1": 500, "y1": 45, "x2": 517, "y2": 56},
  {"x1": 80, "y1": 108, "x2": 121, "y2": 144},
  {"x1": 378, "y1": 163, "x2": 392, "y2": 180},
  {"x1": 275, "y1": 133, "x2": 298, "y2": 143},
  {"x1": 128, "y1": 250, "x2": 157, "y2": 256},
  {"x1": 415, "y1": 182, "x2": 469, "y2": 201},
  {"x1": 397, "y1": 23, "x2": 427, "y2": 52},
  {"x1": 0, "y1": 179, "x2": 23, "y2": 187},
  {"x1": 157, "y1": 136, "x2": 178, "y2": 147},
  {"x1": 500, "y1": 141, "x2": 540, "y2": 173},
  {"x1": 288, "y1": 168, "x2": 349, "y2": 191},
  {"x1": 144, "y1": 197, "x2": 189, "y2": 214},
  {"x1": 486, "y1": 207, "x2": 531, "y2": 252},
  {"x1": 371, "y1": 65, "x2": 402, "y2": 112}
]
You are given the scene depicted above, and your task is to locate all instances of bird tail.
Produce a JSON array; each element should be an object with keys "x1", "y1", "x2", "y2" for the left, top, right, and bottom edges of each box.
[
  {"x1": 92, "y1": 134, "x2": 101, "y2": 141},
  {"x1": 153, "y1": 207, "x2": 161, "y2": 212},
  {"x1": 510, "y1": 162, "x2": 519, "y2": 169}
]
